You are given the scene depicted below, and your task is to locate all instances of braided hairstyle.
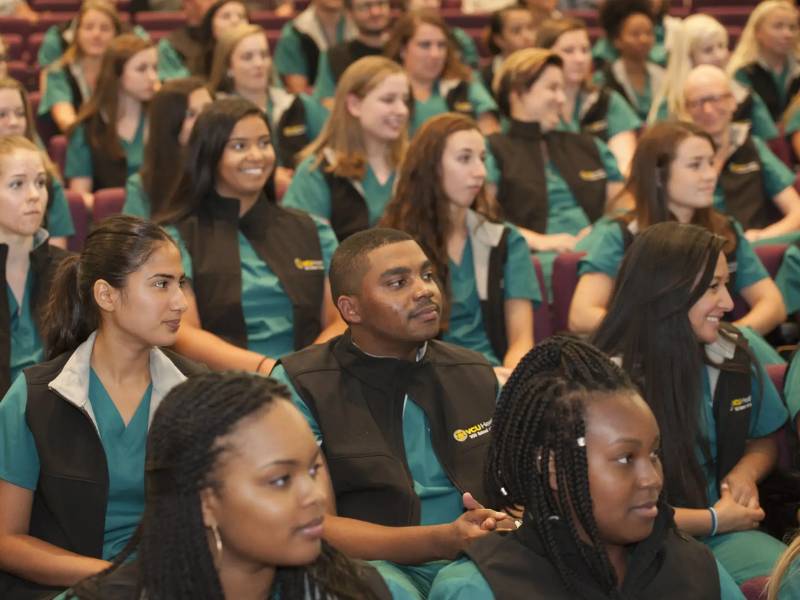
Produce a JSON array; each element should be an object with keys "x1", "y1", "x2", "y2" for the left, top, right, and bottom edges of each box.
[
  {"x1": 70, "y1": 372, "x2": 379, "y2": 600},
  {"x1": 487, "y1": 335, "x2": 644, "y2": 597}
]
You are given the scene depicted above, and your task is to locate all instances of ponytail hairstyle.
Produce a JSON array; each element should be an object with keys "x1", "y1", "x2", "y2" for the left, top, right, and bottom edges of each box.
[
  {"x1": 487, "y1": 335, "x2": 644, "y2": 596},
  {"x1": 43, "y1": 215, "x2": 177, "y2": 359},
  {"x1": 70, "y1": 372, "x2": 382, "y2": 600}
]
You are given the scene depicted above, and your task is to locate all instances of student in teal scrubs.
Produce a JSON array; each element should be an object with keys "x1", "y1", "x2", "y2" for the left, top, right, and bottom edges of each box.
[
  {"x1": 536, "y1": 16, "x2": 641, "y2": 175},
  {"x1": 123, "y1": 78, "x2": 213, "y2": 220},
  {"x1": 384, "y1": 10, "x2": 499, "y2": 135},
  {"x1": 283, "y1": 56, "x2": 409, "y2": 241},
  {"x1": 570, "y1": 121, "x2": 786, "y2": 366},
  {"x1": 784, "y1": 346, "x2": 800, "y2": 429},
  {"x1": 481, "y1": 6, "x2": 536, "y2": 98},
  {"x1": 381, "y1": 113, "x2": 539, "y2": 384},
  {"x1": 155, "y1": 0, "x2": 220, "y2": 80},
  {"x1": 593, "y1": 221, "x2": 797, "y2": 596},
  {"x1": 38, "y1": 1, "x2": 122, "y2": 135},
  {"x1": 406, "y1": 0, "x2": 480, "y2": 70},
  {"x1": 775, "y1": 244, "x2": 800, "y2": 319},
  {"x1": 0, "y1": 215, "x2": 201, "y2": 599},
  {"x1": 160, "y1": 98, "x2": 344, "y2": 375},
  {"x1": 728, "y1": 0, "x2": 800, "y2": 123},
  {"x1": 429, "y1": 335, "x2": 746, "y2": 600},
  {"x1": 0, "y1": 77, "x2": 74, "y2": 246},
  {"x1": 66, "y1": 35, "x2": 158, "y2": 204}
]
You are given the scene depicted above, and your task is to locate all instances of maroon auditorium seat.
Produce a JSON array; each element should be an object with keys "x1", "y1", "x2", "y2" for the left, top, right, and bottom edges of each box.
[
  {"x1": 92, "y1": 187, "x2": 126, "y2": 223},
  {"x1": 740, "y1": 576, "x2": 769, "y2": 600},
  {"x1": 532, "y1": 256, "x2": 553, "y2": 341},
  {"x1": 0, "y1": 16, "x2": 30, "y2": 35},
  {"x1": 47, "y1": 134, "x2": 67, "y2": 176},
  {"x1": 65, "y1": 190, "x2": 88, "y2": 252},
  {"x1": 729, "y1": 244, "x2": 788, "y2": 320},
  {"x1": 551, "y1": 251, "x2": 585, "y2": 333},
  {"x1": 135, "y1": 10, "x2": 185, "y2": 31},
  {"x1": 3, "y1": 34, "x2": 24, "y2": 60},
  {"x1": 702, "y1": 6, "x2": 752, "y2": 28},
  {"x1": 250, "y1": 10, "x2": 291, "y2": 31}
]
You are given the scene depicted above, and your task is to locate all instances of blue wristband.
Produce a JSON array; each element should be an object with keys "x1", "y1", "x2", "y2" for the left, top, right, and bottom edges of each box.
[{"x1": 708, "y1": 506, "x2": 718, "y2": 536}]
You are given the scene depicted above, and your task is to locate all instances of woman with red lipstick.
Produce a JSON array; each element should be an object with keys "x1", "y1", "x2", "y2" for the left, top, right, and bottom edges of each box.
[
  {"x1": 381, "y1": 112, "x2": 539, "y2": 384},
  {"x1": 0, "y1": 215, "x2": 203, "y2": 599},
  {"x1": 593, "y1": 222, "x2": 797, "y2": 596},
  {"x1": 429, "y1": 335, "x2": 739, "y2": 599},
  {"x1": 65, "y1": 372, "x2": 390, "y2": 600}
]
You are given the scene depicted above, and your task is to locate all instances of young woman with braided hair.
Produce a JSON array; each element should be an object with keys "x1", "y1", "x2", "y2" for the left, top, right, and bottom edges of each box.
[
  {"x1": 67, "y1": 372, "x2": 390, "y2": 600},
  {"x1": 429, "y1": 335, "x2": 742, "y2": 599}
]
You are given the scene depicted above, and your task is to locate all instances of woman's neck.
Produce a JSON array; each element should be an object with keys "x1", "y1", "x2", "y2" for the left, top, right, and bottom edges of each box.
[
  {"x1": 238, "y1": 87, "x2": 268, "y2": 111},
  {"x1": 562, "y1": 81, "x2": 580, "y2": 120},
  {"x1": 606, "y1": 543, "x2": 628, "y2": 588},
  {"x1": 448, "y1": 203, "x2": 468, "y2": 236},
  {"x1": 621, "y1": 56, "x2": 647, "y2": 77},
  {"x1": 760, "y1": 49, "x2": 788, "y2": 73},
  {"x1": 117, "y1": 92, "x2": 143, "y2": 121},
  {"x1": 409, "y1": 76, "x2": 434, "y2": 100},
  {"x1": 90, "y1": 326, "x2": 151, "y2": 387},
  {"x1": 364, "y1": 134, "x2": 391, "y2": 174},
  {"x1": 667, "y1": 202, "x2": 695, "y2": 224},
  {"x1": 217, "y1": 560, "x2": 275, "y2": 600}
]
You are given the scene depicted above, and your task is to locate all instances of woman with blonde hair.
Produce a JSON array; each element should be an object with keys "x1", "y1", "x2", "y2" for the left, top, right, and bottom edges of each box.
[
  {"x1": 649, "y1": 13, "x2": 778, "y2": 141},
  {"x1": 282, "y1": 55, "x2": 410, "y2": 241},
  {"x1": 728, "y1": 0, "x2": 800, "y2": 122}
]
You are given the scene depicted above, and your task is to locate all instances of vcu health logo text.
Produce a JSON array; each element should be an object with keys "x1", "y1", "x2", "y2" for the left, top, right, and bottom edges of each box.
[{"x1": 453, "y1": 419, "x2": 492, "y2": 442}]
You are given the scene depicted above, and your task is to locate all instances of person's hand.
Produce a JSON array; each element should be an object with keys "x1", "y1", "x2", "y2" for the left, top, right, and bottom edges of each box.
[
  {"x1": 714, "y1": 483, "x2": 765, "y2": 534},
  {"x1": 274, "y1": 166, "x2": 294, "y2": 199},
  {"x1": 493, "y1": 366, "x2": 512, "y2": 386},
  {"x1": 255, "y1": 356, "x2": 276, "y2": 375},
  {"x1": 576, "y1": 225, "x2": 592, "y2": 241},
  {"x1": 536, "y1": 233, "x2": 579, "y2": 253},
  {"x1": 722, "y1": 471, "x2": 760, "y2": 509},
  {"x1": 442, "y1": 493, "x2": 509, "y2": 559},
  {"x1": 744, "y1": 229, "x2": 764, "y2": 243}
]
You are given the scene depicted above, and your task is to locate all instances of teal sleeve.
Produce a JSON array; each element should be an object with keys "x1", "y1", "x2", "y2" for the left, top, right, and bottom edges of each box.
[
  {"x1": 577, "y1": 219, "x2": 625, "y2": 277},
  {"x1": 311, "y1": 214, "x2": 338, "y2": 271},
  {"x1": 299, "y1": 93, "x2": 329, "y2": 141},
  {"x1": 606, "y1": 90, "x2": 643, "y2": 137},
  {"x1": 428, "y1": 557, "x2": 495, "y2": 600},
  {"x1": 732, "y1": 221, "x2": 769, "y2": 292},
  {"x1": 467, "y1": 78, "x2": 498, "y2": 116},
  {"x1": 64, "y1": 124, "x2": 93, "y2": 179},
  {"x1": 717, "y1": 558, "x2": 747, "y2": 600},
  {"x1": 752, "y1": 136, "x2": 795, "y2": 197},
  {"x1": 733, "y1": 68, "x2": 752, "y2": 88},
  {"x1": 748, "y1": 92, "x2": 779, "y2": 140},
  {"x1": 776, "y1": 244, "x2": 800, "y2": 314},
  {"x1": 274, "y1": 24, "x2": 309, "y2": 78},
  {"x1": 785, "y1": 349, "x2": 800, "y2": 421},
  {"x1": 312, "y1": 53, "x2": 336, "y2": 100},
  {"x1": 738, "y1": 326, "x2": 785, "y2": 366},
  {"x1": 163, "y1": 225, "x2": 193, "y2": 280},
  {"x1": 122, "y1": 173, "x2": 151, "y2": 219},
  {"x1": 504, "y1": 224, "x2": 541, "y2": 307},
  {"x1": 39, "y1": 68, "x2": 75, "y2": 115},
  {"x1": 452, "y1": 27, "x2": 479, "y2": 70},
  {"x1": 37, "y1": 25, "x2": 65, "y2": 68},
  {"x1": 269, "y1": 364, "x2": 322, "y2": 442},
  {"x1": 46, "y1": 178, "x2": 75, "y2": 237},
  {"x1": 484, "y1": 138, "x2": 499, "y2": 185},
  {"x1": 786, "y1": 102, "x2": 800, "y2": 135},
  {"x1": 594, "y1": 138, "x2": 623, "y2": 182},
  {"x1": 281, "y1": 156, "x2": 332, "y2": 220},
  {"x1": 132, "y1": 25, "x2": 150, "y2": 40},
  {"x1": 0, "y1": 374, "x2": 40, "y2": 490},
  {"x1": 749, "y1": 355, "x2": 789, "y2": 437},
  {"x1": 591, "y1": 37, "x2": 616, "y2": 67},
  {"x1": 157, "y1": 38, "x2": 191, "y2": 81}
]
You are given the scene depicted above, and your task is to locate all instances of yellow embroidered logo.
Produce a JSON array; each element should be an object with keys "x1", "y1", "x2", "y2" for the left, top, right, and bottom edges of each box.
[
  {"x1": 729, "y1": 396, "x2": 752, "y2": 413},
  {"x1": 728, "y1": 161, "x2": 760, "y2": 175},
  {"x1": 453, "y1": 419, "x2": 492, "y2": 442},
  {"x1": 453, "y1": 101, "x2": 473, "y2": 113},
  {"x1": 283, "y1": 124, "x2": 307, "y2": 137},
  {"x1": 585, "y1": 120, "x2": 608, "y2": 133},
  {"x1": 579, "y1": 169, "x2": 607, "y2": 182},
  {"x1": 294, "y1": 258, "x2": 324, "y2": 271}
]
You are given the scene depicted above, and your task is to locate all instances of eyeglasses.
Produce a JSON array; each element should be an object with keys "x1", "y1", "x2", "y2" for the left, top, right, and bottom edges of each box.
[
  {"x1": 351, "y1": 0, "x2": 389, "y2": 11},
  {"x1": 685, "y1": 92, "x2": 733, "y2": 111}
]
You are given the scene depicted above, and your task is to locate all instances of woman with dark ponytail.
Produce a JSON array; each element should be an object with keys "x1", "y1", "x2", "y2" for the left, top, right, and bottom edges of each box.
[
  {"x1": 0, "y1": 215, "x2": 203, "y2": 599},
  {"x1": 67, "y1": 372, "x2": 391, "y2": 600},
  {"x1": 429, "y1": 335, "x2": 741, "y2": 599}
]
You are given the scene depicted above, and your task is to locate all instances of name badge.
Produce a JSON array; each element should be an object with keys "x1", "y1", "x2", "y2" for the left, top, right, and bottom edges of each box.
[
  {"x1": 453, "y1": 419, "x2": 492, "y2": 442},
  {"x1": 584, "y1": 119, "x2": 608, "y2": 134},
  {"x1": 729, "y1": 396, "x2": 752, "y2": 413},
  {"x1": 294, "y1": 258, "x2": 324, "y2": 271},
  {"x1": 728, "y1": 161, "x2": 760, "y2": 175},
  {"x1": 579, "y1": 169, "x2": 607, "y2": 182},
  {"x1": 283, "y1": 124, "x2": 307, "y2": 137},
  {"x1": 453, "y1": 101, "x2": 473, "y2": 113}
]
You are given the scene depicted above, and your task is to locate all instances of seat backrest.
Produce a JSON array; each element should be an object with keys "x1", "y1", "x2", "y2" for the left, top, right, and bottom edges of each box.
[
  {"x1": 531, "y1": 256, "x2": 553, "y2": 342},
  {"x1": 92, "y1": 187, "x2": 126, "y2": 223},
  {"x1": 64, "y1": 190, "x2": 88, "y2": 252},
  {"x1": 47, "y1": 135, "x2": 68, "y2": 176},
  {"x1": 755, "y1": 244, "x2": 789, "y2": 279},
  {"x1": 551, "y1": 251, "x2": 586, "y2": 333}
]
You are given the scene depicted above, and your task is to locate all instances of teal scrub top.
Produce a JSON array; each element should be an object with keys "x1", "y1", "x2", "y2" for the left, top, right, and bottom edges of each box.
[
  {"x1": 311, "y1": 52, "x2": 337, "y2": 101},
  {"x1": 65, "y1": 114, "x2": 146, "y2": 181},
  {"x1": 282, "y1": 156, "x2": 395, "y2": 226},
  {"x1": 39, "y1": 67, "x2": 84, "y2": 116},
  {"x1": 410, "y1": 78, "x2": 497, "y2": 135},
  {"x1": 442, "y1": 225, "x2": 541, "y2": 366},
  {"x1": 168, "y1": 215, "x2": 338, "y2": 359},
  {"x1": 122, "y1": 172, "x2": 150, "y2": 219},
  {"x1": 452, "y1": 27, "x2": 479, "y2": 70},
  {"x1": 270, "y1": 360, "x2": 465, "y2": 527},
  {"x1": 785, "y1": 347, "x2": 800, "y2": 421},
  {"x1": 48, "y1": 178, "x2": 76, "y2": 238},
  {"x1": 591, "y1": 20, "x2": 667, "y2": 67},
  {"x1": 157, "y1": 37, "x2": 191, "y2": 81},
  {"x1": 38, "y1": 24, "x2": 150, "y2": 69},
  {"x1": 0, "y1": 370, "x2": 151, "y2": 561},
  {"x1": 7, "y1": 270, "x2": 43, "y2": 385},
  {"x1": 776, "y1": 243, "x2": 800, "y2": 315},
  {"x1": 274, "y1": 16, "x2": 350, "y2": 79},
  {"x1": 592, "y1": 66, "x2": 656, "y2": 121},
  {"x1": 563, "y1": 88, "x2": 642, "y2": 138}
]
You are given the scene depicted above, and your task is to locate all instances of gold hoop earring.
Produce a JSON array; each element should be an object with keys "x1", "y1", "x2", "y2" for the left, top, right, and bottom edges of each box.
[{"x1": 212, "y1": 524, "x2": 223, "y2": 560}]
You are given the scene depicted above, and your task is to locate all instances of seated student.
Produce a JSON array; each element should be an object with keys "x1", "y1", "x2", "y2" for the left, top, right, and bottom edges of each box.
[
  {"x1": 380, "y1": 113, "x2": 538, "y2": 384},
  {"x1": 157, "y1": 0, "x2": 218, "y2": 80},
  {"x1": 406, "y1": 0, "x2": 480, "y2": 71},
  {"x1": 66, "y1": 34, "x2": 159, "y2": 201},
  {"x1": 0, "y1": 136, "x2": 70, "y2": 398},
  {"x1": 0, "y1": 0, "x2": 36, "y2": 21},
  {"x1": 593, "y1": 0, "x2": 667, "y2": 122},
  {"x1": 270, "y1": 227, "x2": 509, "y2": 600},
  {"x1": 766, "y1": 533, "x2": 800, "y2": 600},
  {"x1": 208, "y1": 24, "x2": 328, "y2": 174},
  {"x1": 283, "y1": 56, "x2": 409, "y2": 241},
  {"x1": 536, "y1": 17, "x2": 641, "y2": 175},
  {"x1": 0, "y1": 215, "x2": 202, "y2": 599},
  {"x1": 570, "y1": 121, "x2": 786, "y2": 364},
  {"x1": 649, "y1": 14, "x2": 778, "y2": 142},
  {"x1": 592, "y1": 221, "x2": 797, "y2": 594},
  {"x1": 481, "y1": 6, "x2": 536, "y2": 98},
  {"x1": 683, "y1": 65, "x2": 800, "y2": 242},
  {"x1": 775, "y1": 244, "x2": 800, "y2": 322},
  {"x1": 429, "y1": 335, "x2": 744, "y2": 600},
  {"x1": 728, "y1": 0, "x2": 800, "y2": 123},
  {"x1": 486, "y1": 48, "x2": 623, "y2": 290},
  {"x1": 0, "y1": 77, "x2": 75, "y2": 246},
  {"x1": 65, "y1": 372, "x2": 391, "y2": 600},
  {"x1": 274, "y1": 0, "x2": 357, "y2": 94},
  {"x1": 123, "y1": 77, "x2": 212, "y2": 219},
  {"x1": 38, "y1": 0, "x2": 121, "y2": 135},
  {"x1": 159, "y1": 98, "x2": 344, "y2": 374},
  {"x1": 384, "y1": 10, "x2": 499, "y2": 136}
]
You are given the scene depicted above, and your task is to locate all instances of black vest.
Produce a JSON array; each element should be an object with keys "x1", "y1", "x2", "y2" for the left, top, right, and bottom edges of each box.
[
  {"x1": 741, "y1": 62, "x2": 800, "y2": 121},
  {"x1": 327, "y1": 39, "x2": 382, "y2": 84},
  {"x1": 443, "y1": 80, "x2": 477, "y2": 118},
  {"x1": 166, "y1": 25, "x2": 205, "y2": 76},
  {"x1": 319, "y1": 158, "x2": 370, "y2": 242},
  {"x1": 480, "y1": 62, "x2": 496, "y2": 99},
  {"x1": 579, "y1": 88, "x2": 613, "y2": 142},
  {"x1": 718, "y1": 134, "x2": 781, "y2": 231},
  {"x1": 36, "y1": 66, "x2": 84, "y2": 141},
  {"x1": 0, "y1": 242, "x2": 70, "y2": 396},
  {"x1": 0, "y1": 349, "x2": 202, "y2": 600},
  {"x1": 294, "y1": 25, "x2": 322, "y2": 84},
  {"x1": 172, "y1": 193, "x2": 324, "y2": 350},
  {"x1": 278, "y1": 332, "x2": 497, "y2": 526},
  {"x1": 274, "y1": 95, "x2": 310, "y2": 168},
  {"x1": 466, "y1": 509, "x2": 720, "y2": 600},
  {"x1": 477, "y1": 226, "x2": 510, "y2": 362},
  {"x1": 733, "y1": 90, "x2": 755, "y2": 125},
  {"x1": 488, "y1": 121, "x2": 608, "y2": 233},
  {"x1": 80, "y1": 115, "x2": 130, "y2": 191}
]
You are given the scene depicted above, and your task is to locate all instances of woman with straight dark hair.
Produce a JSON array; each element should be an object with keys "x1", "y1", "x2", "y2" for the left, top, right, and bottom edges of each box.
[
  {"x1": 159, "y1": 97, "x2": 343, "y2": 375},
  {"x1": 0, "y1": 215, "x2": 202, "y2": 599},
  {"x1": 66, "y1": 372, "x2": 391, "y2": 600},
  {"x1": 123, "y1": 77, "x2": 213, "y2": 219},
  {"x1": 592, "y1": 221, "x2": 796, "y2": 595}
]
